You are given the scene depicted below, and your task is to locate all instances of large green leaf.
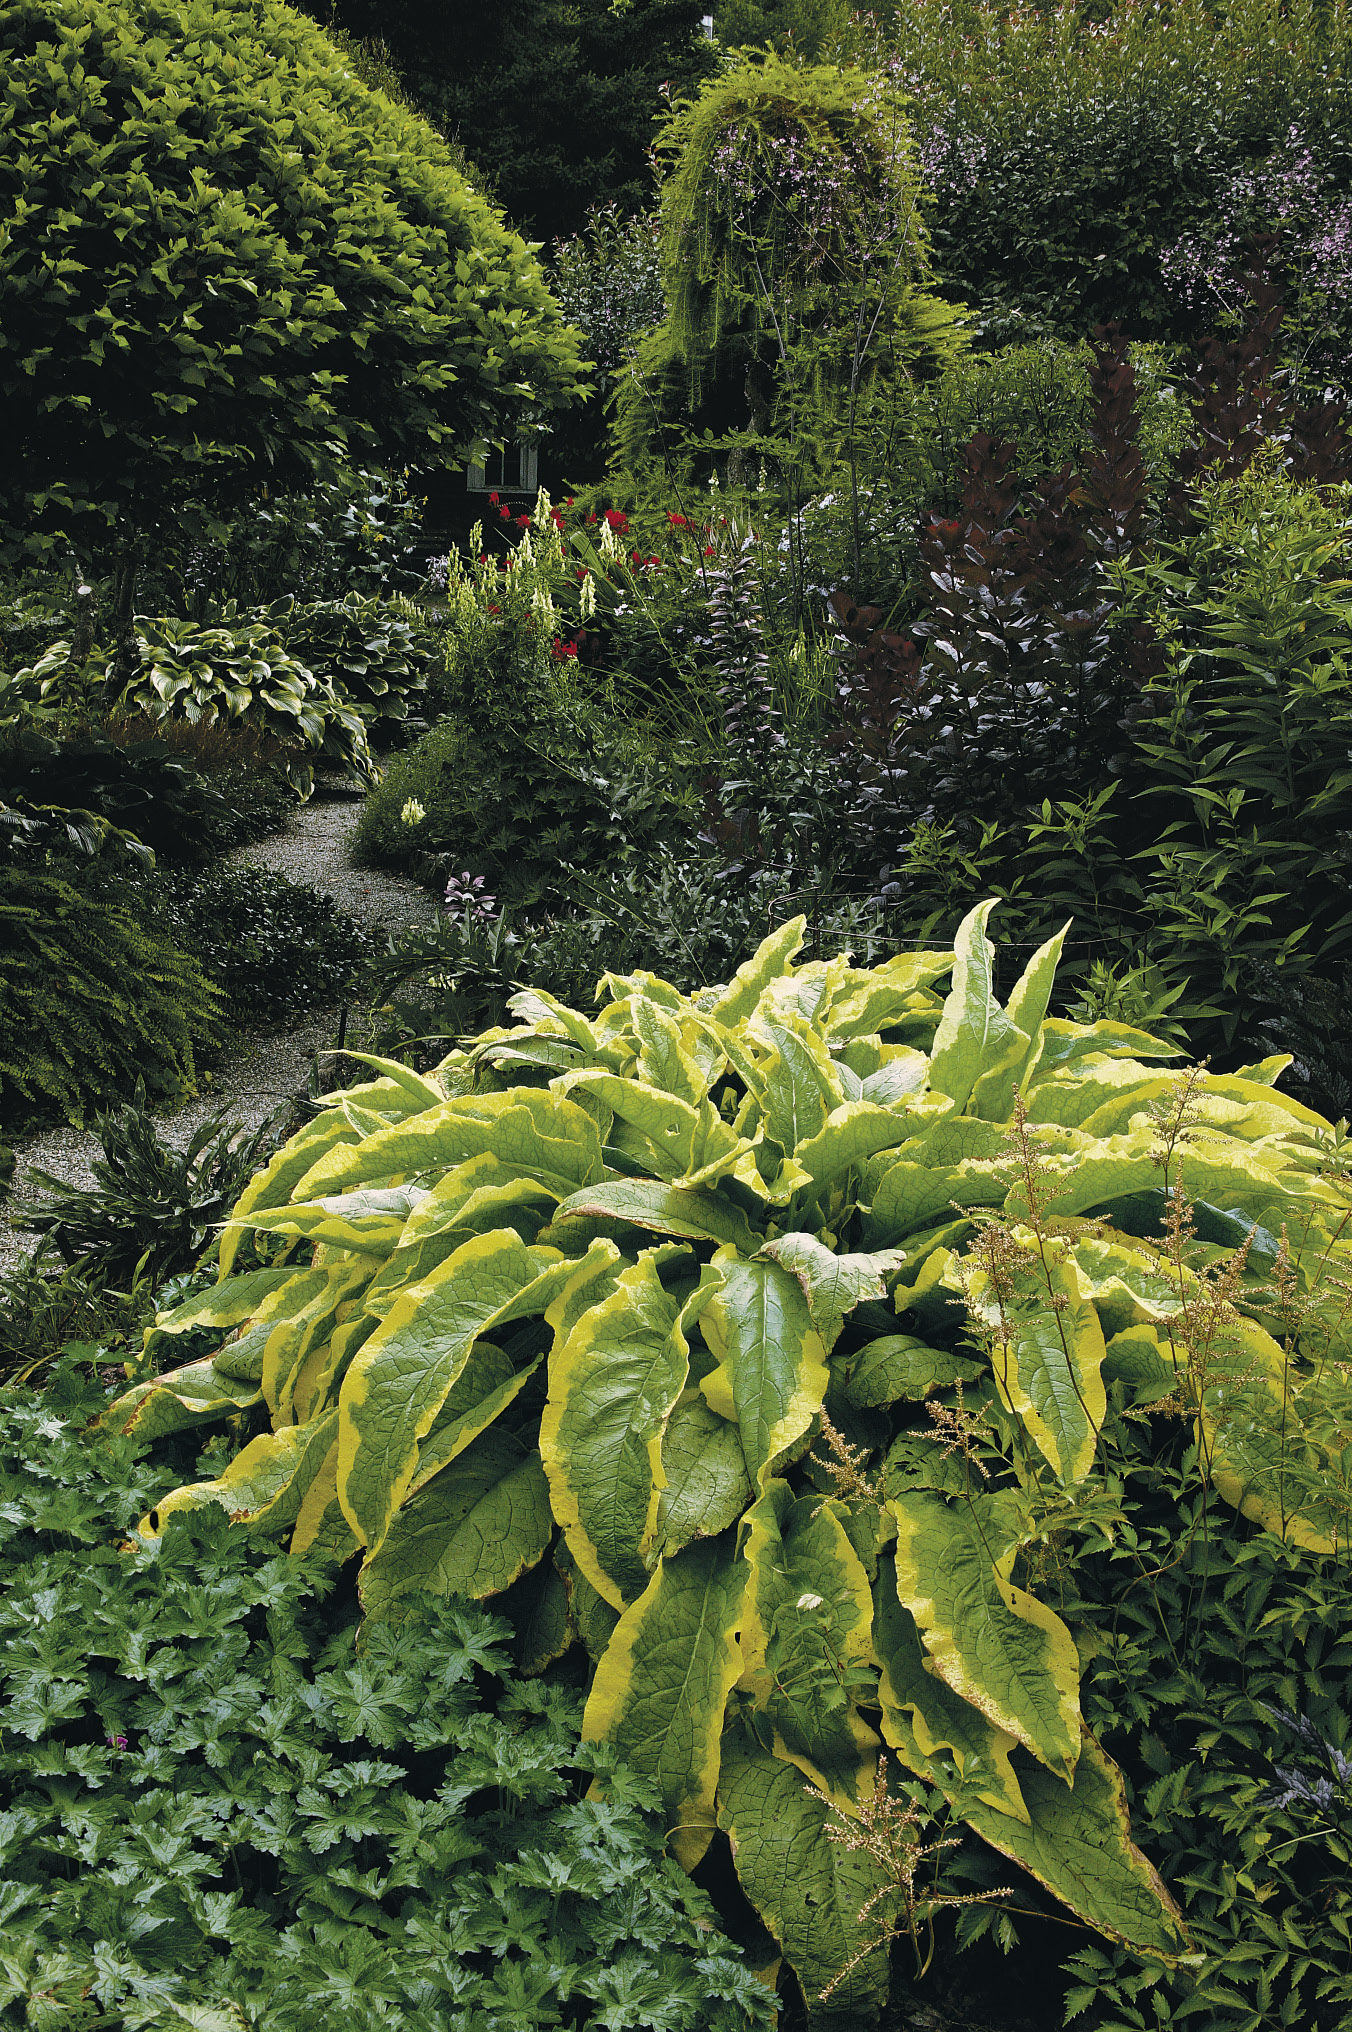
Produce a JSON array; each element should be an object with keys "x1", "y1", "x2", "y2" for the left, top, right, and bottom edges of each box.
[
  {"x1": 873, "y1": 1554, "x2": 1028, "y2": 1823},
  {"x1": 717, "y1": 1728, "x2": 891, "y2": 2023},
  {"x1": 295, "y1": 1089, "x2": 605, "y2": 1200},
  {"x1": 217, "y1": 1115, "x2": 361, "y2": 1276},
  {"x1": 707, "y1": 917, "x2": 808, "y2": 1026},
  {"x1": 927, "y1": 900, "x2": 1025, "y2": 1114},
  {"x1": 890, "y1": 1491, "x2": 1081, "y2": 1782},
  {"x1": 358, "y1": 1425, "x2": 552, "y2": 1618},
  {"x1": 758, "y1": 1233, "x2": 906, "y2": 1349},
  {"x1": 700, "y1": 1248, "x2": 830, "y2": 1487},
  {"x1": 148, "y1": 1409, "x2": 338, "y2": 1539},
  {"x1": 540, "y1": 1253, "x2": 705, "y2": 1607},
  {"x1": 970, "y1": 921, "x2": 1069, "y2": 1120},
  {"x1": 550, "y1": 1177, "x2": 760, "y2": 1252},
  {"x1": 966, "y1": 1236, "x2": 1107, "y2": 1485},
  {"x1": 879, "y1": 1690, "x2": 1186, "y2": 1961},
  {"x1": 739, "y1": 1480, "x2": 880, "y2": 1807},
  {"x1": 583, "y1": 1533, "x2": 748, "y2": 1869},
  {"x1": 655, "y1": 1390, "x2": 755, "y2": 1558},
  {"x1": 839, "y1": 1335, "x2": 983, "y2": 1410},
  {"x1": 336, "y1": 1232, "x2": 586, "y2": 1553}
]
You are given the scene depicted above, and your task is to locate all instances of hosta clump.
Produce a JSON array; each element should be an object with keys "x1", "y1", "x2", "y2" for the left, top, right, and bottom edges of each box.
[{"x1": 105, "y1": 901, "x2": 1352, "y2": 2020}]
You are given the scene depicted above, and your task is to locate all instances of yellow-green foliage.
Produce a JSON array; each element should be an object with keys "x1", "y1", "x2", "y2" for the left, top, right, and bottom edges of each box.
[{"x1": 104, "y1": 903, "x2": 1352, "y2": 2013}]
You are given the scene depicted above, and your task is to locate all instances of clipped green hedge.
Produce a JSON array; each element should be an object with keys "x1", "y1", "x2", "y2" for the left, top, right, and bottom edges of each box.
[
  {"x1": 0, "y1": 0, "x2": 589, "y2": 561},
  {"x1": 105, "y1": 903, "x2": 1352, "y2": 2016}
]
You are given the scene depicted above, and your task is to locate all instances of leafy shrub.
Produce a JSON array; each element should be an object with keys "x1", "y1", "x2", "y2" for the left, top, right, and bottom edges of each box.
[
  {"x1": 117, "y1": 615, "x2": 378, "y2": 792},
  {"x1": 0, "y1": 1257, "x2": 199, "y2": 1388},
  {"x1": 24, "y1": 1096, "x2": 287, "y2": 1285},
  {"x1": 0, "y1": 1361, "x2": 773, "y2": 2032},
  {"x1": 355, "y1": 711, "x2": 680, "y2": 908},
  {"x1": 150, "y1": 866, "x2": 384, "y2": 1027},
  {"x1": 888, "y1": 0, "x2": 1352, "y2": 345},
  {"x1": 0, "y1": 866, "x2": 223, "y2": 1129},
  {"x1": 104, "y1": 902, "x2": 1352, "y2": 2017}
]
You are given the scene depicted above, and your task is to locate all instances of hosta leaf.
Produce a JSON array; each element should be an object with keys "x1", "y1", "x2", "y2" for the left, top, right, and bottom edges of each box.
[
  {"x1": 890, "y1": 1490, "x2": 1081, "y2": 1781},
  {"x1": 700, "y1": 1248, "x2": 830, "y2": 1486},
  {"x1": 740, "y1": 1481, "x2": 880, "y2": 1807},
  {"x1": 880, "y1": 1693, "x2": 1186, "y2": 1960},
  {"x1": 1069, "y1": 1234, "x2": 1186, "y2": 1336},
  {"x1": 549, "y1": 1177, "x2": 760, "y2": 1252},
  {"x1": 758, "y1": 1233, "x2": 907, "y2": 1348},
  {"x1": 791, "y1": 1101, "x2": 922, "y2": 1203},
  {"x1": 1102, "y1": 1324, "x2": 1179, "y2": 1406},
  {"x1": 583, "y1": 1533, "x2": 748, "y2": 1869},
  {"x1": 557, "y1": 1542, "x2": 621, "y2": 1662},
  {"x1": 633, "y1": 996, "x2": 711, "y2": 1106},
  {"x1": 655, "y1": 1390, "x2": 755, "y2": 1557},
  {"x1": 840, "y1": 1335, "x2": 983, "y2": 1409},
  {"x1": 560, "y1": 1071, "x2": 751, "y2": 1185},
  {"x1": 873, "y1": 1554, "x2": 1028, "y2": 1823},
  {"x1": 290, "y1": 1436, "x2": 358, "y2": 1561},
  {"x1": 1198, "y1": 1320, "x2": 1352, "y2": 1554},
  {"x1": 263, "y1": 1264, "x2": 373, "y2": 1424},
  {"x1": 397, "y1": 1151, "x2": 561, "y2": 1247},
  {"x1": 927, "y1": 900, "x2": 1025, "y2": 1114},
  {"x1": 331, "y1": 1053, "x2": 450, "y2": 1112},
  {"x1": 147, "y1": 1266, "x2": 297, "y2": 1336},
  {"x1": 968, "y1": 1237, "x2": 1107, "y2": 1485},
  {"x1": 540, "y1": 1254, "x2": 706, "y2": 1607},
  {"x1": 359, "y1": 1426, "x2": 552, "y2": 1617},
  {"x1": 247, "y1": 1186, "x2": 424, "y2": 1254},
  {"x1": 500, "y1": 1555, "x2": 574, "y2": 1677},
  {"x1": 861, "y1": 1152, "x2": 1007, "y2": 1249},
  {"x1": 337, "y1": 1232, "x2": 585, "y2": 1552},
  {"x1": 717, "y1": 1728, "x2": 891, "y2": 2021},
  {"x1": 101, "y1": 1353, "x2": 264, "y2": 1440},
  {"x1": 147, "y1": 1409, "x2": 338, "y2": 1538},
  {"x1": 752, "y1": 1014, "x2": 844, "y2": 1153}
]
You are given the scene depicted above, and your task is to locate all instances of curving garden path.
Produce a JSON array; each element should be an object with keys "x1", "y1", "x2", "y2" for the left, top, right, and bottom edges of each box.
[{"x1": 0, "y1": 789, "x2": 437, "y2": 1277}]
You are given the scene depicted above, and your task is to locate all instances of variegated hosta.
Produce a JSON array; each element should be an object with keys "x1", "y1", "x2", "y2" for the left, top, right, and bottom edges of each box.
[{"x1": 102, "y1": 900, "x2": 1352, "y2": 2020}]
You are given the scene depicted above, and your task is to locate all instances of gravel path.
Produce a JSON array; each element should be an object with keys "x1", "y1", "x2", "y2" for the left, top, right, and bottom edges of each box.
[{"x1": 0, "y1": 790, "x2": 438, "y2": 1277}]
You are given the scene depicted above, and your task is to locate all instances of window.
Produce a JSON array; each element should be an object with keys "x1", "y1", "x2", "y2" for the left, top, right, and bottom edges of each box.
[{"x1": 466, "y1": 441, "x2": 539, "y2": 493}]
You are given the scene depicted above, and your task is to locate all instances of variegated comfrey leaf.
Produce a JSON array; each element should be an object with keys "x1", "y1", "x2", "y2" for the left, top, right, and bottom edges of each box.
[
  {"x1": 583, "y1": 1533, "x2": 749, "y2": 1869},
  {"x1": 540, "y1": 1250, "x2": 711, "y2": 1607},
  {"x1": 890, "y1": 1489, "x2": 1081, "y2": 1783}
]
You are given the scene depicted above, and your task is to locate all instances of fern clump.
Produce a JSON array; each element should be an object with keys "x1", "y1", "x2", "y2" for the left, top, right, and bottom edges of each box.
[
  {"x1": 105, "y1": 901, "x2": 1352, "y2": 2019},
  {"x1": 0, "y1": 866, "x2": 223, "y2": 1128}
]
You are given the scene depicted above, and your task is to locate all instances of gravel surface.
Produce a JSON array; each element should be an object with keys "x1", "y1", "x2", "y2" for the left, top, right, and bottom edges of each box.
[{"x1": 0, "y1": 790, "x2": 438, "y2": 1277}]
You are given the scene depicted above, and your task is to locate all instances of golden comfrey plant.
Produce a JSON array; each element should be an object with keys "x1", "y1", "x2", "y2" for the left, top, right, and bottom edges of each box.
[{"x1": 101, "y1": 900, "x2": 1352, "y2": 2021}]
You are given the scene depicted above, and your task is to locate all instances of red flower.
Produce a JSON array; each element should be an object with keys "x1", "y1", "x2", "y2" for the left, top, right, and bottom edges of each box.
[
  {"x1": 704, "y1": 545, "x2": 716, "y2": 556},
  {"x1": 667, "y1": 511, "x2": 691, "y2": 528},
  {"x1": 551, "y1": 636, "x2": 578, "y2": 659},
  {"x1": 604, "y1": 509, "x2": 630, "y2": 533},
  {"x1": 487, "y1": 604, "x2": 501, "y2": 615},
  {"x1": 488, "y1": 491, "x2": 499, "y2": 505},
  {"x1": 514, "y1": 513, "x2": 532, "y2": 528}
]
